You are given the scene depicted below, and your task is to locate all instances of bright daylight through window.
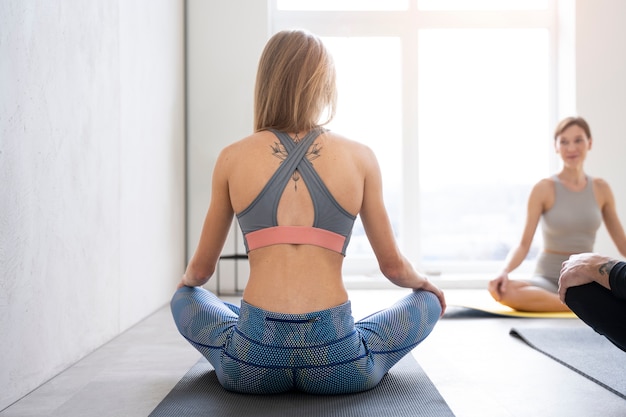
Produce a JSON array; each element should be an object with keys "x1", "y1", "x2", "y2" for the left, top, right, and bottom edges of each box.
[{"x1": 271, "y1": 0, "x2": 567, "y2": 278}]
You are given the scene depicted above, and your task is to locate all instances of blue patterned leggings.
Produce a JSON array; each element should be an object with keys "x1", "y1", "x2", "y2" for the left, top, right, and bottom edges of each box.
[{"x1": 171, "y1": 287, "x2": 441, "y2": 394}]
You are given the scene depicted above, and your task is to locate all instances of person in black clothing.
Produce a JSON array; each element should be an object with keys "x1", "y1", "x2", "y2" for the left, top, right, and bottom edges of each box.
[{"x1": 559, "y1": 252, "x2": 626, "y2": 351}]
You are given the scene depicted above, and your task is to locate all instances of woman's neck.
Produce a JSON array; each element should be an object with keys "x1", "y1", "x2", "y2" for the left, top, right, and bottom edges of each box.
[{"x1": 558, "y1": 168, "x2": 587, "y2": 189}]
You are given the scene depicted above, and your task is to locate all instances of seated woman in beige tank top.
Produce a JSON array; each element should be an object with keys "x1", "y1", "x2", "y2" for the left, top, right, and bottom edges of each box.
[{"x1": 488, "y1": 116, "x2": 626, "y2": 312}]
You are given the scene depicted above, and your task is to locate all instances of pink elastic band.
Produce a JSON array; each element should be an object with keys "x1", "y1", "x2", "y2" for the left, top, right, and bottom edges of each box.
[{"x1": 245, "y1": 226, "x2": 346, "y2": 254}]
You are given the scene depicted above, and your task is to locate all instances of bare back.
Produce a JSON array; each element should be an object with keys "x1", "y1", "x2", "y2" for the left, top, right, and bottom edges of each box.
[{"x1": 224, "y1": 130, "x2": 368, "y2": 313}]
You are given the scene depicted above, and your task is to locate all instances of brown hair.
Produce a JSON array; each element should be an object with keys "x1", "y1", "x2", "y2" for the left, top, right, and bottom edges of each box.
[
  {"x1": 254, "y1": 29, "x2": 337, "y2": 132},
  {"x1": 554, "y1": 116, "x2": 592, "y2": 141}
]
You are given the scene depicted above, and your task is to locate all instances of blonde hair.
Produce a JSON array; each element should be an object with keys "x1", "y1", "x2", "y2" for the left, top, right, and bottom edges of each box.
[
  {"x1": 254, "y1": 29, "x2": 337, "y2": 132},
  {"x1": 554, "y1": 116, "x2": 592, "y2": 141}
]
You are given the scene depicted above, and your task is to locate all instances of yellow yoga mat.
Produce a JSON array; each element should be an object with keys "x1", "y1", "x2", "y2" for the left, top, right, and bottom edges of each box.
[{"x1": 445, "y1": 290, "x2": 577, "y2": 318}]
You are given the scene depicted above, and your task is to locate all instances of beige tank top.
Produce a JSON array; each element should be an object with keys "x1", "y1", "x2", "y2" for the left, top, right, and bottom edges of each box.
[{"x1": 540, "y1": 175, "x2": 602, "y2": 253}]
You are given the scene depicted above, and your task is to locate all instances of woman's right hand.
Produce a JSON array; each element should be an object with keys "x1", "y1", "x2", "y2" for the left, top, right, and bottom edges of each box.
[
  {"x1": 417, "y1": 279, "x2": 447, "y2": 315},
  {"x1": 488, "y1": 272, "x2": 509, "y2": 301}
]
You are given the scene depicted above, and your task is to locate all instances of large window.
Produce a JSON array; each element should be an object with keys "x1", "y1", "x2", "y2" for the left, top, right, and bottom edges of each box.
[
  {"x1": 320, "y1": 36, "x2": 402, "y2": 259},
  {"x1": 271, "y1": 0, "x2": 568, "y2": 277},
  {"x1": 417, "y1": 28, "x2": 551, "y2": 272}
]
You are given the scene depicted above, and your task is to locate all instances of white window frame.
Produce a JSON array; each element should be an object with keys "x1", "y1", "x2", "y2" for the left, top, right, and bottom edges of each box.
[{"x1": 270, "y1": 0, "x2": 568, "y2": 279}]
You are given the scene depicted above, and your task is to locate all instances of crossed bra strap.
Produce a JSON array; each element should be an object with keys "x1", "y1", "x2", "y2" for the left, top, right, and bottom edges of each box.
[{"x1": 236, "y1": 128, "x2": 355, "y2": 255}]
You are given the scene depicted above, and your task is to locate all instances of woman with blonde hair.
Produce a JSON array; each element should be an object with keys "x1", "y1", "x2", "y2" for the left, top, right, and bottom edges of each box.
[{"x1": 171, "y1": 29, "x2": 445, "y2": 394}]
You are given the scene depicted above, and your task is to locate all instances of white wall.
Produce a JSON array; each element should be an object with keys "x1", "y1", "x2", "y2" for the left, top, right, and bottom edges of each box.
[
  {"x1": 186, "y1": 0, "x2": 269, "y2": 292},
  {"x1": 0, "y1": 0, "x2": 185, "y2": 410},
  {"x1": 575, "y1": 0, "x2": 626, "y2": 258}
]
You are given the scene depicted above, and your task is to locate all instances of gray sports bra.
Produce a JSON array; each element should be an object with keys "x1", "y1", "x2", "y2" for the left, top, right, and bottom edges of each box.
[
  {"x1": 541, "y1": 175, "x2": 602, "y2": 253},
  {"x1": 236, "y1": 128, "x2": 356, "y2": 255}
]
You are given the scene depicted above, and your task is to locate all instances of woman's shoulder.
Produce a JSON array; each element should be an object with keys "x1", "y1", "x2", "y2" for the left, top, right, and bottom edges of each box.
[
  {"x1": 323, "y1": 130, "x2": 375, "y2": 157},
  {"x1": 220, "y1": 131, "x2": 271, "y2": 155},
  {"x1": 591, "y1": 176, "x2": 613, "y2": 194},
  {"x1": 213, "y1": 133, "x2": 271, "y2": 177},
  {"x1": 528, "y1": 177, "x2": 557, "y2": 207},
  {"x1": 533, "y1": 176, "x2": 556, "y2": 191},
  {"x1": 590, "y1": 176, "x2": 610, "y2": 187}
]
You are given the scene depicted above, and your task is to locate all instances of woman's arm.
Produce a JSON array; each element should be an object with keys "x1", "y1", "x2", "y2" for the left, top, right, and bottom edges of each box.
[
  {"x1": 358, "y1": 146, "x2": 446, "y2": 312},
  {"x1": 489, "y1": 180, "x2": 548, "y2": 297},
  {"x1": 180, "y1": 148, "x2": 235, "y2": 288},
  {"x1": 596, "y1": 178, "x2": 626, "y2": 257}
]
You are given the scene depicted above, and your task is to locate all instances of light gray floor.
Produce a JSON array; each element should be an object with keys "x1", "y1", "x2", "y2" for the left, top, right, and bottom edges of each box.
[{"x1": 1, "y1": 289, "x2": 624, "y2": 417}]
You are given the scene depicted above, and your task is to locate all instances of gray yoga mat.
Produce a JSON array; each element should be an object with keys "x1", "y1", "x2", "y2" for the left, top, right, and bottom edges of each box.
[
  {"x1": 510, "y1": 326, "x2": 626, "y2": 399},
  {"x1": 149, "y1": 354, "x2": 455, "y2": 417}
]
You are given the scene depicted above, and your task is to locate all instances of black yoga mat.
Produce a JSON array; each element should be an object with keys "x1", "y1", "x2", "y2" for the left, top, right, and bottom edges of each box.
[
  {"x1": 149, "y1": 354, "x2": 455, "y2": 417},
  {"x1": 510, "y1": 326, "x2": 626, "y2": 399}
]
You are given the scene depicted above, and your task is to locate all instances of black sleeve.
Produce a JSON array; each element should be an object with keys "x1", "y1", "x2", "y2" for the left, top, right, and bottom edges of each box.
[{"x1": 609, "y1": 261, "x2": 626, "y2": 300}]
